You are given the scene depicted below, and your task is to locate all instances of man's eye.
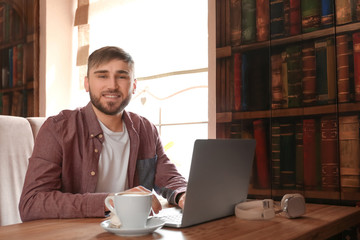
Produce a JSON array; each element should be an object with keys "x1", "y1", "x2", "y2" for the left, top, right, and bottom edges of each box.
[{"x1": 98, "y1": 75, "x2": 107, "y2": 79}]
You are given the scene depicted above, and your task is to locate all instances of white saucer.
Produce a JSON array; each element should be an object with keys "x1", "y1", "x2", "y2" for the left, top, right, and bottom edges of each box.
[{"x1": 100, "y1": 218, "x2": 165, "y2": 237}]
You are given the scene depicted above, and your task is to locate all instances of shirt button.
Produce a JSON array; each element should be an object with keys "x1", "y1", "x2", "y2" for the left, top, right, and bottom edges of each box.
[
  {"x1": 90, "y1": 171, "x2": 96, "y2": 176},
  {"x1": 99, "y1": 134, "x2": 103, "y2": 139},
  {"x1": 90, "y1": 134, "x2": 94, "y2": 138},
  {"x1": 94, "y1": 149, "x2": 98, "y2": 153}
]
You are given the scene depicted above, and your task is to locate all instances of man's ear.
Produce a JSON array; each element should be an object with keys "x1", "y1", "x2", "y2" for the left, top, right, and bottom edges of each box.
[
  {"x1": 84, "y1": 76, "x2": 90, "y2": 92},
  {"x1": 132, "y1": 78, "x2": 137, "y2": 94}
]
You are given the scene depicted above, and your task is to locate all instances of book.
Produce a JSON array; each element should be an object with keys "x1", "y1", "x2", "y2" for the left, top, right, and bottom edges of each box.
[
  {"x1": 256, "y1": 0, "x2": 270, "y2": 42},
  {"x1": 11, "y1": 91, "x2": 23, "y2": 116},
  {"x1": 320, "y1": 115, "x2": 339, "y2": 191},
  {"x1": 295, "y1": 120, "x2": 304, "y2": 190},
  {"x1": 286, "y1": 44, "x2": 302, "y2": 107},
  {"x1": 8, "y1": 47, "x2": 13, "y2": 88},
  {"x1": 216, "y1": 59, "x2": 221, "y2": 113},
  {"x1": 241, "y1": 0, "x2": 256, "y2": 43},
  {"x1": 280, "y1": 121, "x2": 296, "y2": 189},
  {"x1": 242, "y1": 50, "x2": 270, "y2": 111},
  {"x1": 335, "y1": 0, "x2": 352, "y2": 25},
  {"x1": 321, "y1": 0, "x2": 334, "y2": 28},
  {"x1": 233, "y1": 52, "x2": 242, "y2": 111},
  {"x1": 326, "y1": 37, "x2": 336, "y2": 103},
  {"x1": 339, "y1": 115, "x2": 360, "y2": 192},
  {"x1": 315, "y1": 37, "x2": 336, "y2": 105},
  {"x1": 14, "y1": 44, "x2": 23, "y2": 86},
  {"x1": 270, "y1": 0, "x2": 285, "y2": 39},
  {"x1": 4, "y1": 3, "x2": 9, "y2": 42},
  {"x1": 271, "y1": 120, "x2": 281, "y2": 189},
  {"x1": 230, "y1": 0, "x2": 242, "y2": 46},
  {"x1": 281, "y1": 50, "x2": 289, "y2": 108},
  {"x1": 353, "y1": 32, "x2": 360, "y2": 101},
  {"x1": 303, "y1": 118, "x2": 318, "y2": 190},
  {"x1": 355, "y1": 0, "x2": 360, "y2": 22},
  {"x1": 253, "y1": 119, "x2": 270, "y2": 189},
  {"x1": 0, "y1": 4, "x2": 5, "y2": 43},
  {"x1": 301, "y1": 0, "x2": 321, "y2": 33},
  {"x1": 230, "y1": 122, "x2": 243, "y2": 139},
  {"x1": 289, "y1": 0, "x2": 301, "y2": 35},
  {"x1": 271, "y1": 53, "x2": 283, "y2": 109},
  {"x1": 226, "y1": 57, "x2": 232, "y2": 112},
  {"x1": 12, "y1": 45, "x2": 17, "y2": 87},
  {"x1": 315, "y1": 39, "x2": 328, "y2": 103},
  {"x1": 302, "y1": 41, "x2": 317, "y2": 106},
  {"x1": 1, "y1": 93, "x2": 10, "y2": 115},
  {"x1": 283, "y1": 0, "x2": 290, "y2": 36},
  {"x1": 26, "y1": 89, "x2": 33, "y2": 117},
  {"x1": 1, "y1": 67, "x2": 8, "y2": 89},
  {"x1": 241, "y1": 54, "x2": 249, "y2": 111},
  {"x1": 337, "y1": 34, "x2": 351, "y2": 103},
  {"x1": 251, "y1": 50, "x2": 270, "y2": 111}
]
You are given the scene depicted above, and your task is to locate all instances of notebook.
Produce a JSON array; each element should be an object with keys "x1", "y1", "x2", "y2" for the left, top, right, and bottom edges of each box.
[{"x1": 155, "y1": 138, "x2": 256, "y2": 228}]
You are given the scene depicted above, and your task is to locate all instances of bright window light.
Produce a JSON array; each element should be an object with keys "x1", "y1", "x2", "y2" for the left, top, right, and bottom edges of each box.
[{"x1": 86, "y1": 0, "x2": 208, "y2": 179}]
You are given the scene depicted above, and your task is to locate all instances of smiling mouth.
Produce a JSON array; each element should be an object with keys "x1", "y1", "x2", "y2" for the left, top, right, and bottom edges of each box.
[{"x1": 102, "y1": 92, "x2": 121, "y2": 99}]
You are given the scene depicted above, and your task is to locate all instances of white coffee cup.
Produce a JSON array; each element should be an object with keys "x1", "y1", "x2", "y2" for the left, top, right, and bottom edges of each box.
[{"x1": 105, "y1": 192, "x2": 152, "y2": 229}]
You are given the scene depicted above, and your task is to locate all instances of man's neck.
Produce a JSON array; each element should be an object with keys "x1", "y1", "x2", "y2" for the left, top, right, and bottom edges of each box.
[{"x1": 92, "y1": 105, "x2": 124, "y2": 132}]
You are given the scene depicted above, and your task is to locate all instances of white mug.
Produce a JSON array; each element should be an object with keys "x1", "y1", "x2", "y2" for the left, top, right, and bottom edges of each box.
[{"x1": 105, "y1": 192, "x2": 152, "y2": 229}]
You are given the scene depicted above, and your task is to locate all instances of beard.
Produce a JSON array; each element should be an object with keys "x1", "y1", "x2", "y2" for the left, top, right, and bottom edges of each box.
[{"x1": 89, "y1": 88, "x2": 132, "y2": 116}]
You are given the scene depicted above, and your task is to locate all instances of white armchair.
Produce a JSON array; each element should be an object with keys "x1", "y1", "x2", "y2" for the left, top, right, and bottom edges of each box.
[{"x1": 0, "y1": 116, "x2": 45, "y2": 226}]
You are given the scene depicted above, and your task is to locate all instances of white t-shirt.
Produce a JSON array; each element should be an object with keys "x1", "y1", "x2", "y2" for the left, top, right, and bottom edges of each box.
[{"x1": 95, "y1": 120, "x2": 130, "y2": 193}]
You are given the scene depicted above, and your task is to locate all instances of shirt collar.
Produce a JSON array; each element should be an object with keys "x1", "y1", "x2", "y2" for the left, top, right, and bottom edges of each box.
[{"x1": 83, "y1": 102, "x2": 135, "y2": 140}]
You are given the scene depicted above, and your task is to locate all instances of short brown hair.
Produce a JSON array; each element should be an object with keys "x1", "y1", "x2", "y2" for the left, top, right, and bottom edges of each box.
[{"x1": 87, "y1": 46, "x2": 134, "y2": 77}]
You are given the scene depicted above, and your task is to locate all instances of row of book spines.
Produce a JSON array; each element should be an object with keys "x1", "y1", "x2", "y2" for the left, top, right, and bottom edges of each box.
[
  {"x1": 0, "y1": 90, "x2": 33, "y2": 117},
  {"x1": 271, "y1": 37, "x2": 336, "y2": 109},
  {"x1": 216, "y1": 57, "x2": 233, "y2": 113},
  {"x1": 230, "y1": 115, "x2": 360, "y2": 192},
  {"x1": 0, "y1": 2, "x2": 24, "y2": 44},
  {"x1": 0, "y1": 44, "x2": 25, "y2": 89},
  {"x1": 230, "y1": 0, "x2": 360, "y2": 46},
  {"x1": 233, "y1": 32, "x2": 360, "y2": 112}
]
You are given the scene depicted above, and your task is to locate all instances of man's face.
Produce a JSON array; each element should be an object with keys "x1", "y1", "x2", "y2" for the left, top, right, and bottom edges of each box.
[{"x1": 84, "y1": 59, "x2": 136, "y2": 116}]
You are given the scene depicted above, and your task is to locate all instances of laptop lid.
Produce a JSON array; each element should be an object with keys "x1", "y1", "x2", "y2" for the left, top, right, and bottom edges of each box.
[{"x1": 178, "y1": 138, "x2": 256, "y2": 228}]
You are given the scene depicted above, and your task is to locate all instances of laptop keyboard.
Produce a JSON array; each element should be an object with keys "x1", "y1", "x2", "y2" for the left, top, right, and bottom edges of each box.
[
  {"x1": 157, "y1": 213, "x2": 182, "y2": 223},
  {"x1": 155, "y1": 207, "x2": 183, "y2": 224}
]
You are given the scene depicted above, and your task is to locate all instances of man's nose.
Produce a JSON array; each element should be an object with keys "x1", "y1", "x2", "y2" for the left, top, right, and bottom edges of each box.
[{"x1": 108, "y1": 76, "x2": 119, "y2": 89}]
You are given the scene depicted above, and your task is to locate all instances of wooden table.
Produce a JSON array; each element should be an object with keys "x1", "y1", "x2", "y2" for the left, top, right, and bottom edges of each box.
[{"x1": 0, "y1": 203, "x2": 359, "y2": 240}]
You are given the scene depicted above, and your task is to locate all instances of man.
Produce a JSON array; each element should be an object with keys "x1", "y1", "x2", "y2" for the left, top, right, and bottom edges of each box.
[{"x1": 19, "y1": 46, "x2": 187, "y2": 222}]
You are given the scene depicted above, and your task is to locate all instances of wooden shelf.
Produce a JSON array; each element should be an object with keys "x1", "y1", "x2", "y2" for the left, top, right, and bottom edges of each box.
[
  {"x1": 217, "y1": 22, "x2": 360, "y2": 58},
  {"x1": 233, "y1": 110, "x2": 271, "y2": 120},
  {"x1": 216, "y1": 102, "x2": 360, "y2": 122},
  {"x1": 216, "y1": 112, "x2": 232, "y2": 123},
  {"x1": 216, "y1": 46, "x2": 232, "y2": 59},
  {"x1": 0, "y1": 82, "x2": 34, "y2": 93},
  {"x1": 248, "y1": 187, "x2": 343, "y2": 201},
  {"x1": 341, "y1": 192, "x2": 360, "y2": 202}
]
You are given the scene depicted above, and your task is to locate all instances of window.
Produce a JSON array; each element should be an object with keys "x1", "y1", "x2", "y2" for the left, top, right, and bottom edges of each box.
[
  {"x1": 75, "y1": 0, "x2": 209, "y2": 179},
  {"x1": 128, "y1": 71, "x2": 208, "y2": 178}
]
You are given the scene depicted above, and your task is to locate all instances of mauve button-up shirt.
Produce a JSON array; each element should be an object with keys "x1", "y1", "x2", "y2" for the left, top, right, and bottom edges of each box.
[{"x1": 19, "y1": 103, "x2": 187, "y2": 222}]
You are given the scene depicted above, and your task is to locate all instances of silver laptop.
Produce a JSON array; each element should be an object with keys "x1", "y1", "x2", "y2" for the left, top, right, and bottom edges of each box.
[{"x1": 155, "y1": 138, "x2": 256, "y2": 228}]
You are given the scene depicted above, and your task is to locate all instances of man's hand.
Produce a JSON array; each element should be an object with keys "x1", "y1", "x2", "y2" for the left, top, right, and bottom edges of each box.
[
  {"x1": 178, "y1": 193, "x2": 186, "y2": 209},
  {"x1": 124, "y1": 186, "x2": 162, "y2": 214}
]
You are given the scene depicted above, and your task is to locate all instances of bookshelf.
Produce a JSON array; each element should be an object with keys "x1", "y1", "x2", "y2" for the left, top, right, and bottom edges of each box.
[
  {"x1": 216, "y1": 0, "x2": 360, "y2": 205},
  {"x1": 0, "y1": 0, "x2": 39, "y2": 117}
]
